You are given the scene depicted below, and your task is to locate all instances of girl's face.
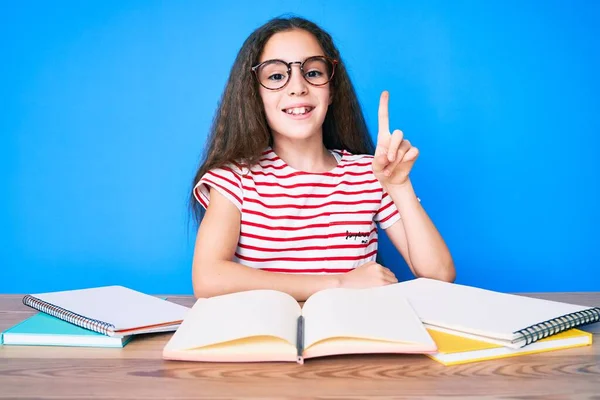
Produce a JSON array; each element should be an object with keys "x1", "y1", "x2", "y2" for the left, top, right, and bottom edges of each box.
[{"x1": 256, "y1": 29, "x2": 332, "y2": 144}]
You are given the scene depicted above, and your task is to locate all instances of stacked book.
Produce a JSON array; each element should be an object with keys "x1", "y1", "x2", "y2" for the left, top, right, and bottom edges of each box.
[
  {"x1": 1, "y1": 279, "x2": 598, "y2": 366},
  {"x1": 1, "y1": 286, "x2": 190, "y2": 348}
]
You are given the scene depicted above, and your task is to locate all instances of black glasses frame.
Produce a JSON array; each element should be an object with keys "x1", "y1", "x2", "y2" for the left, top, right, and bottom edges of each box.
[{"x1": 251, "y1": 55, "x2": 338, "y2": 90}]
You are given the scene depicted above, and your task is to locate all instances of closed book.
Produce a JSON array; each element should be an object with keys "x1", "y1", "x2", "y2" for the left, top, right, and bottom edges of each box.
[
  {"x1": 2, "y1": 312, "x2": 132, "y2": 348},
  {"x1": 426, "y1": 328, "x2": 593, "y2": 366}
]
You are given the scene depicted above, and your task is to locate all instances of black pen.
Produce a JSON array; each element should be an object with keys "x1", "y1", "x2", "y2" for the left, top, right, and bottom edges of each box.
[{"x1": 296, "y1": 315, "x2": 304, "y2": 364}]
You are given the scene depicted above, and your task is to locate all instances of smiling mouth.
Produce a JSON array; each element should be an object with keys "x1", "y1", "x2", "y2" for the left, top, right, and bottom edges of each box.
[{"x1": 282, "y1": 106, "x2": 315, "y2": 115}]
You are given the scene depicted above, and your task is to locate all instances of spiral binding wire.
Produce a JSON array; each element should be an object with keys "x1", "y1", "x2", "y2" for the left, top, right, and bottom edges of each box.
[
  {"x1": 513, "y1": 307, "x2": 600, "y2": 346},
  {"x1": 22, "y1": 295, "x2": 115, "y2": 335}
]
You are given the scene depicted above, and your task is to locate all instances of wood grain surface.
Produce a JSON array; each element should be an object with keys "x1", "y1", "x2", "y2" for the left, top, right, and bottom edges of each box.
[{"x1": 1, "y1": 293, "x2": 599, "y2": 399}]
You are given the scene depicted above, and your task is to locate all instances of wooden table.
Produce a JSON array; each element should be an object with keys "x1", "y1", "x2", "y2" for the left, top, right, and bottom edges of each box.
[{"x1": 1, "y1": 293, "x2": 599, "y2": 399}]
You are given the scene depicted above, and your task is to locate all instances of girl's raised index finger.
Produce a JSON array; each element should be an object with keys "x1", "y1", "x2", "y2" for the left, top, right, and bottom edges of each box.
[{"x1": 378, "y1": 91, "x2": 390, "y2": 135}]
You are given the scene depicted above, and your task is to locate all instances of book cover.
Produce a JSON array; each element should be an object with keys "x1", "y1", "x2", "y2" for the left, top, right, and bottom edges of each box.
[
  {"x1": 1, "y1": 312, "x2": 132, "y2": 348},
  {"x1": 426, "y1": 328, "x2": 593, "y2": 366}
]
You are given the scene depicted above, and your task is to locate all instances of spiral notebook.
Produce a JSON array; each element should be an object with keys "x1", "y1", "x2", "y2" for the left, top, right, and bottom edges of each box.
[
  {"x1": 22, "y1": 286, "x2": 190, "y2": 337},
  {"x1": 386, "y1": 278, "x2": 600, "y2": 349}
]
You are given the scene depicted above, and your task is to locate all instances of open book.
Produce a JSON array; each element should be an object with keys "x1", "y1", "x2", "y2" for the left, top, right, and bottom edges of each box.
[
  {"x1": 386, "y1": 278, "x2": 600, "y2": 348},
  {"x1": 162, "y1": 286, "x2": 437, "y2": 364}
]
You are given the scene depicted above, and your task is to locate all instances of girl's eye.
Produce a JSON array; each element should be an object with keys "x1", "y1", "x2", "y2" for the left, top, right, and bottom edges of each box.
[
  {"x1": 268, "y1": 73, "x2": 286, "y2": 81},
  {"x1": 305, "y1": 70, "x2": 323, "y2": 78}
]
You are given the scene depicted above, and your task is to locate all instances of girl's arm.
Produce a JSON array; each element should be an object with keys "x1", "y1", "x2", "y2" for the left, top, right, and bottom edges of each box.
[
  {"x1": 372, "y1": 91, "x2": 455, "y2": 282},
  {"x1": 192, "y1": 188, "x2": 397, "y2": 301},
  {"x1": 383, "y1": 179, "x2": 455, "y2": 282}
]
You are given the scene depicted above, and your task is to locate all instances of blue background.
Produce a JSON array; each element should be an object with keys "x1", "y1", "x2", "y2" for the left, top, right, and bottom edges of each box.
[{"x1": 2, "y1": 1, "x2": 599, "y2": 295}]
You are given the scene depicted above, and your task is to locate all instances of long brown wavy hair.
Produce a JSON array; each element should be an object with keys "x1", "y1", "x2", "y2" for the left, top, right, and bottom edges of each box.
[{"x1": 189, "y1": 16, "x2": 376, "y2": 225}]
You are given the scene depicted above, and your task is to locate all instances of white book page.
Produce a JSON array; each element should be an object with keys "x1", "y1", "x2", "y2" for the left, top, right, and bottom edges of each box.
[
  {"x1": 31, "y1": 286, "x2": 190, "y2": 331},
  {"x1": 164, "y1": 289, "x2": 301, "y2": 351},
  {"x1": 301, "y1": 286, "x2": 435, "y2": 349},
  {"x1": 389, "y1": 278, "x2": 593, "y2": 340}
]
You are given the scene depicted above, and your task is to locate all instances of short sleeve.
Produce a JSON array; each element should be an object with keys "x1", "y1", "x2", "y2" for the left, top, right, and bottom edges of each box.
[
  {"x1": 374, "y1": 188, "x2": 401, "y2": 229},
  {"x1": 193, "y1": 165, "x2": 243, "y2": 212},
  {"x1": 374, "y1": 188, "x2": 422, "y2": 229}
]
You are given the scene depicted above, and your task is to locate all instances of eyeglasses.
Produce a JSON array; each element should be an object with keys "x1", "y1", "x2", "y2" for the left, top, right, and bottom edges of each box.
[{"x1": 251, "y1": 56, "x2": 338, "y2": 90}]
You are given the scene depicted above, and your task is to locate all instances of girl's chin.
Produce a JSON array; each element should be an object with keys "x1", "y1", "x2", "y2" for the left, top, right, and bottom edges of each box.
[{"x1": 272, "y1": 127, "x2": 321, "y2": 141}]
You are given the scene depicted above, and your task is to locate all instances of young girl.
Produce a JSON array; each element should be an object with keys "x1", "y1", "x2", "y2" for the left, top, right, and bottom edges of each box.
[{"x1": 189, "y1": 16, "x2": 455, "y2": 300}]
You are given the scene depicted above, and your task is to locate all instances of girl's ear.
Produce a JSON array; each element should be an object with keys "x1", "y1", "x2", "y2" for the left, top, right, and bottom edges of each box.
[{"x1": 329, "y1": 90, "x2": 334, "y2": 105}]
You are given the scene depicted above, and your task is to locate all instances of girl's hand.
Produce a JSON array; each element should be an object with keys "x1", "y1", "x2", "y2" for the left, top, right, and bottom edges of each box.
[
  {"x1": 372, "y1": 91, "x2": 419, "y2": 188},
  {"x1": 339, "y1": 261, "x2": 398, "y2": 289}
]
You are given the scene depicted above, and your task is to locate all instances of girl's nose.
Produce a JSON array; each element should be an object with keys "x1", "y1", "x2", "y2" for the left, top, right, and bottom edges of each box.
[{"x1": 286, "y1": 64, "x2": 308, "y2": 96}]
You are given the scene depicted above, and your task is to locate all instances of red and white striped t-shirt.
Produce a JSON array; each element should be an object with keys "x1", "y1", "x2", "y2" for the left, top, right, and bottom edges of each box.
[{"x1": 193, "y1": 147, "x2": 401, "y2": 273}]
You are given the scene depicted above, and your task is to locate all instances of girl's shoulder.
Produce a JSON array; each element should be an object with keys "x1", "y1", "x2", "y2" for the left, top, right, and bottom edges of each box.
[{"x1": 205, "y1": 162, "x2": 246, "y2": 178}]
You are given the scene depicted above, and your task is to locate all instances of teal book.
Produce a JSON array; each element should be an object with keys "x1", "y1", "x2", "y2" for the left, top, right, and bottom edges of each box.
[{"x1": 1, "y1": 312, "x2": 132, "y2": 348}]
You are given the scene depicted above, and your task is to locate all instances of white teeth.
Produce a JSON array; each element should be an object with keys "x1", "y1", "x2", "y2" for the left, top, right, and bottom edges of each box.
[{"x1": 284, "y1": 107, "x2": 312, "y2": 115}]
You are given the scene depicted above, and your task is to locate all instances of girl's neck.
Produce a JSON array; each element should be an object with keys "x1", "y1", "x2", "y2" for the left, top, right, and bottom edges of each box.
[{"x1": 272, "y1": 137, "x2": 337, "y2": 173}]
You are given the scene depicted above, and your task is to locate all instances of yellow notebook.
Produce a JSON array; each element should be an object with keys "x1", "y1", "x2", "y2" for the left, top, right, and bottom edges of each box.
[{"x1": 426, "y1": 328, "x2": 593, "y2": 366}]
